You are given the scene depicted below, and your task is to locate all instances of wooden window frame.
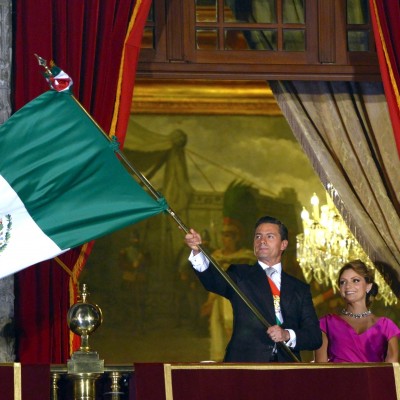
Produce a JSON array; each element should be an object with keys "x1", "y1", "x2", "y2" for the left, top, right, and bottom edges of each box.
[{"x1": 137, "y1": 0, "x2": 380, "y2": 81}]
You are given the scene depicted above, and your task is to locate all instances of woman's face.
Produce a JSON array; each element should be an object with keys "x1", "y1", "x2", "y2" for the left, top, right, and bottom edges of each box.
[{"x1": 338, "y1": 268, "x2": 372, "y2": 304}]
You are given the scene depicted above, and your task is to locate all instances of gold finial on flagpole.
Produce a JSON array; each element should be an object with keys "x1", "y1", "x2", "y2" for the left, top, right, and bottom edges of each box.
[{"x1": 34, "y1": 53, "x2": 52, "y2": 76}]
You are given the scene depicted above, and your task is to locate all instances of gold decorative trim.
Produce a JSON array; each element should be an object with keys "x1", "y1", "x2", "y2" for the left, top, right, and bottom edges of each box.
[
  {"x1": 14, "y1": 362, "x2": 21, "y2": 400},
  {"x1": 164, "y1": 364, "x2": 173, "y2": 400},
  {"x1": 0, "y1": 363, "x2": 21, "y2": 400},
  {"x1": 392, "y1": 362, "x2": 400, "y2": 399},
  {"x1": 167, "y1": 362, "x2": 393, "y2": 371},
  {"x1": 131, "y1": 79, "x2": 282, "y2": 116}
]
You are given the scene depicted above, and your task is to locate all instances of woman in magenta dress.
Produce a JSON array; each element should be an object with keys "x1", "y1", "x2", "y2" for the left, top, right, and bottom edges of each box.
[{"x1": 315, "y1": 260, "x2": 400, "y2": 363}]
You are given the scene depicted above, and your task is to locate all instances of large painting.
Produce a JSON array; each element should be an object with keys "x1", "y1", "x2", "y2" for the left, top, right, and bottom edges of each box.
[{"x1": 79, "y1": 80, "x2": 327, "y2": 363}]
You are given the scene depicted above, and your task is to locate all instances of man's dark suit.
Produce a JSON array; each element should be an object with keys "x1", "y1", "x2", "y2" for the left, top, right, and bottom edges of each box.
[{"x1": 195, "y1": 262, "x2": 322, "y2": 362}]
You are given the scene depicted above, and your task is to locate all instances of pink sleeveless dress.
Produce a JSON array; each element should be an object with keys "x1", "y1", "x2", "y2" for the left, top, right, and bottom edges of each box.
[{"x1": 320, "y1": 314, "x2": 400, "y2": 362}]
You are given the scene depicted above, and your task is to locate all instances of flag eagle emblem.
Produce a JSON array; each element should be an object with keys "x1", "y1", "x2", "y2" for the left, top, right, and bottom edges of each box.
[{"x1": 0, "y1": 214, "x2": 12, "y2": 253}]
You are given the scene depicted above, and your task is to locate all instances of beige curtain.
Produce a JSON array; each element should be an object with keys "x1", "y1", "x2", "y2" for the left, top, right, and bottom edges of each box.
[{"x1": 270, "y1": 80, "x2": 400, "y2": 297}]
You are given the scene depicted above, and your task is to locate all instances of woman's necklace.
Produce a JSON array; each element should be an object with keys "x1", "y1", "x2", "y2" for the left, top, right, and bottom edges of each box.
[{"x1": 341, "y1": 309, "x2": 371, "y2": 319}]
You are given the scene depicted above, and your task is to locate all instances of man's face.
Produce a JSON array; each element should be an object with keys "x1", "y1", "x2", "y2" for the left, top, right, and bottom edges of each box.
[{"x1": 253, "y1": 223, "x2": 288, "y2": 266}]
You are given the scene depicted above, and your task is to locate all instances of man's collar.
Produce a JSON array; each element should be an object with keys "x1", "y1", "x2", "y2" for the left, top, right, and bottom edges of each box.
[{"x1": 258, "y1": 260, "x2": 282, "y2": 274}]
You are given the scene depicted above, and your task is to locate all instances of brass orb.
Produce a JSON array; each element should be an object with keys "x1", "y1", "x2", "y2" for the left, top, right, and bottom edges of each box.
[
  {"x1": 67, "y1": 283, "x2": 103, "y2": 338},
  {"x1": 67, "y1": 302, "x2": 102, "y2": 337}
]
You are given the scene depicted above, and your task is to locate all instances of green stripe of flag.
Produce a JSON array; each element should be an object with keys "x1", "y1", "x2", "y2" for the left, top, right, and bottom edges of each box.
[{"x1": 0, "y1": 90, "x2": 167, "y2": 251}]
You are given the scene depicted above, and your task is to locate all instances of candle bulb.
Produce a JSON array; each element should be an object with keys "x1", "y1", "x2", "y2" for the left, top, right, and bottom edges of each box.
[
  {"x1": 311, "y1": 193, "x2": 320, "y2": 221},
  {"x1": 301, "y1": 207, "x2": 310, "y2": 231}
]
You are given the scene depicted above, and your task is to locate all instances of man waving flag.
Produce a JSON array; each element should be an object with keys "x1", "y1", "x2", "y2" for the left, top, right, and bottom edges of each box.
[{"x1": 0, "y1": 63, "x2": 168, "y2": 278}]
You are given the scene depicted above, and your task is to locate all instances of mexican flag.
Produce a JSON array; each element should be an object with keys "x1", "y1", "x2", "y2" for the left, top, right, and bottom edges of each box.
[{"x1": 0, "y1": 89, "x2": 168, "y2": 278}]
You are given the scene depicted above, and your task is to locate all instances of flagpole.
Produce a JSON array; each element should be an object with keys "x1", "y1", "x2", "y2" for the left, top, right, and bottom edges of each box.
[{"x1": 35, "y1": 55, "x2": 299, "y2": 363}]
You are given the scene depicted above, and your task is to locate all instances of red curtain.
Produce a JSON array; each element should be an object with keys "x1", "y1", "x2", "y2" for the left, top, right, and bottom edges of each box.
[
  {"x1": 369, "y1": 0, "x2": 400, "y2": 157},
  {"x1": 13, "y1": 0, "x2": 152, "y2": 363}
]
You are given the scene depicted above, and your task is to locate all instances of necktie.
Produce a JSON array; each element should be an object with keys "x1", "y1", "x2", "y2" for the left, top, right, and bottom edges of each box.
[{"x1": 266, "y1": 267, "x2": 277, "y2": 279}]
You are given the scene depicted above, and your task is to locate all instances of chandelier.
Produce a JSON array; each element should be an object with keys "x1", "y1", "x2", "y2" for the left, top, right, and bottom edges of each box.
[{"x1": 296, "y1": 190, "x2": 397, "y2": 306}]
